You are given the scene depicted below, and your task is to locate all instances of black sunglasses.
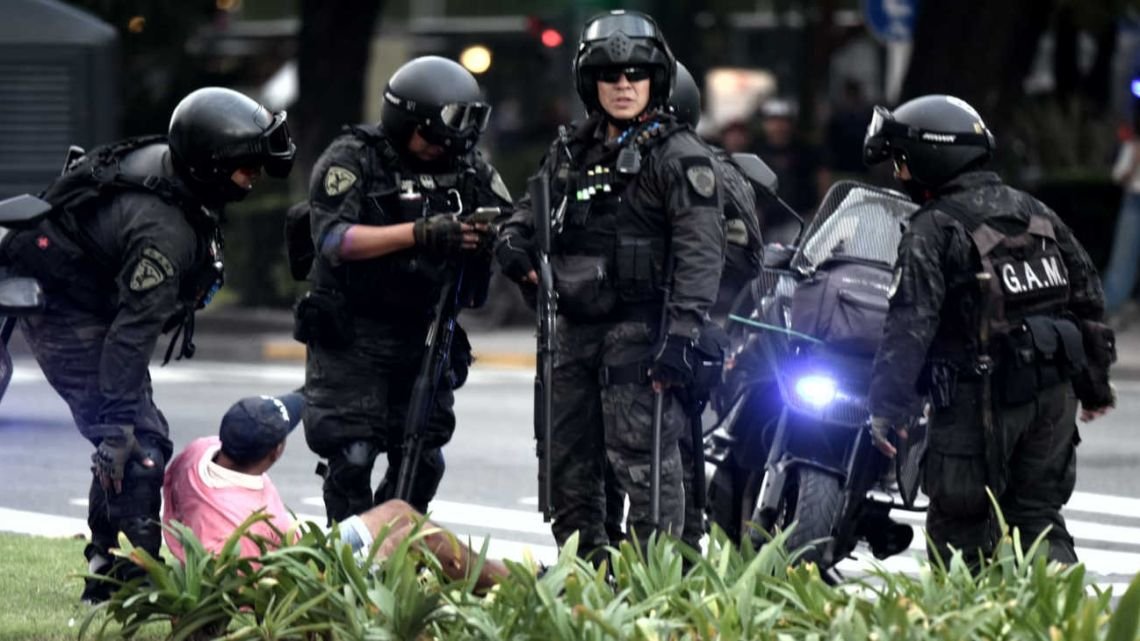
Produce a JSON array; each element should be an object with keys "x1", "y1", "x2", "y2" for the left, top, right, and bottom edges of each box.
[{"x1": 597, "y1": 66, "x2": 653, "y2": 84}]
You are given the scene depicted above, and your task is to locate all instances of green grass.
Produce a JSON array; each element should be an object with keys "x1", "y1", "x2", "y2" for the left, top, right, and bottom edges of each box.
[{"x1": 0, "y1": 533, "x2": 166, "y2": 641}]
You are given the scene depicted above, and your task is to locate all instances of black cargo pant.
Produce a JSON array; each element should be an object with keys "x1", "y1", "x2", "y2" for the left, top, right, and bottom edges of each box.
[
  {"x1": 18, "y1": 298, "x2": 172, "y2": 566},
  {"x1": 303, "y1": 317, "x2": 456, "y2": 521},
  {"x1": 924, "y1": 381, "x2": 1079, "y2": 566},
  {"x1": 550, "y1": 319, "x2": 686, "y2": 560}
]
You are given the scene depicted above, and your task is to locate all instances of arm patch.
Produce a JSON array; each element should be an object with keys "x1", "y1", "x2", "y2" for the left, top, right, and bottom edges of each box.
[{"x1": 680, "y1": 156, "x2": 717, "y2": 206}]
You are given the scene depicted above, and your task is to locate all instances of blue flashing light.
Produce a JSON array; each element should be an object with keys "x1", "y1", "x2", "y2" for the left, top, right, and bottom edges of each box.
[{"x1": 1131, "y1": 79, "x2": 1140, "y2": 99}]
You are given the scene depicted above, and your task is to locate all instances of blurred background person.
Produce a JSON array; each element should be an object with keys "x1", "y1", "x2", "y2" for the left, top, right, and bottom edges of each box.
[
  {"x1": 754, "y1": 98, "x2": 830, "y2": 216},
  {"x1": 1104, "y1": 120, "x2": 1140, "y2": 326}
]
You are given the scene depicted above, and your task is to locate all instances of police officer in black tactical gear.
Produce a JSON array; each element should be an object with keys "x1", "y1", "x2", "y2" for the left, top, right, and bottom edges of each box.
[
  {"x1": 865, "y1": 95, "x2": 1115, "y2": 567},
  {"x1": 0, "y1": 87, "x2": 294, "y2": 603},
  {"x1": 602, "y1": 60, "x2": 759, "y2": 551},
  {"x1": 495, "y1": 11, "x2": 727, "y2": 559},
  {"x1": 298, "y1": 56, "x2": 510, "y2": 523}
]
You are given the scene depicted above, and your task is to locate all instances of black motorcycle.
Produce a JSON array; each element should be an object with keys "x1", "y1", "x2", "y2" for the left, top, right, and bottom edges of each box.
[
  {"x1": 0, "y1": 195, "x2": 50, "y2": 404},
  {"x1": 705, "y1": 180, "x2": 926, "y2": 575}
]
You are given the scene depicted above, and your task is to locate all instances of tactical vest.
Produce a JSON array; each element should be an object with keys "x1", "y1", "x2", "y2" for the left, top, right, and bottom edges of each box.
[
  {"x1": 547, "y1": 118, "x2": 682, "y2": 323},
  {"x1": 3, "y1": 136, "x2": 222, "y2": 361},
  {"x1": 936, "y1": 196, "x2": 1084, "y2": 404},
  {"x1": 313, "y1": 125, "x2": 485, "y2": 321}
]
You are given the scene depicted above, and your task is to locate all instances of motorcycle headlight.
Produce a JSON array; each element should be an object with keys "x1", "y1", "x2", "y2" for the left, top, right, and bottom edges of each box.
[{"x1": 793, "y1": 374, "x2": 837, "y2": 408}]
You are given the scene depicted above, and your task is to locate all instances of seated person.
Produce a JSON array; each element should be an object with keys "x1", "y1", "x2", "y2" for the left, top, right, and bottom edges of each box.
[{"x1": 162, "y1": 393, "x2": 509, "y2": 590}]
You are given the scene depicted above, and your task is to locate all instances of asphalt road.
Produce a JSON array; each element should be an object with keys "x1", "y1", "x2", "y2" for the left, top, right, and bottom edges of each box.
[{"x1": 1, "y1": 357, "x2": 1138, "y2": 590}]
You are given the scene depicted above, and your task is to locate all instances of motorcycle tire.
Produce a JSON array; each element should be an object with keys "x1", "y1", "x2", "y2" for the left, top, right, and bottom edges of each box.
[{"x1": 756, "y1": 467, "x2": 843, "y2": 567}]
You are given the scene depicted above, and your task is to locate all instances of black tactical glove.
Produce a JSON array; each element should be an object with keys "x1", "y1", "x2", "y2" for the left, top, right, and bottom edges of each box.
[
  {"x1": 494, "y1": 232, "x2": 536, "y2": 283},
  {"x1": 413, "y1": 214, "x2": 465, "y2": 259},
  {"x1": 651, "y1": 334, "x2": 695, "y2": 388},
  {"x1": 91, "y1": 425, "x2": 153, "y2": 494}
]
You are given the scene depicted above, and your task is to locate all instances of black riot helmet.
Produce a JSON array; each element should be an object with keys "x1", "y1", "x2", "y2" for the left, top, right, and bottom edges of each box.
[
  {"x1": 671, "y1": 61, "x2": 701, "y2": 128},
  {"x1": 573, "y1": 10, "x2": 676, "y2": 118},
  {"x1": 168, "y1": 87, "x2": 295, "y2": 205},
  {"x1": 380, "y1": 56, "x2": 491, "y2": 155},
  {"x1": 863, "y1": 94, "x2": 995, "y2": 189}
]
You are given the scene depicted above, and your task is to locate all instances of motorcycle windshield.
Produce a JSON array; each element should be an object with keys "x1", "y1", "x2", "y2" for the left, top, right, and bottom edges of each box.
[{"x1": 791, "y1": 181, "x2": 918, "y2": 274}]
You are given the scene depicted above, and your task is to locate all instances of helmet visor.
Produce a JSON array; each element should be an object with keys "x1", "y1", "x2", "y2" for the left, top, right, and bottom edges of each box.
[
  {"x1": 262, "y1": 111, "x2": 295, "y2": 158},
  {"x1": 213, "y1": 110, "x2": 296, "y2": 176},
  {"x1": 582, "y1": 13, "x2": 659, "y2": 41},
  {"x1": 439, "y1": 102, "x2": 492, "y2": 134},
  {"x1": 863, "y1": 105, "x2": 906, "y2": 166}
]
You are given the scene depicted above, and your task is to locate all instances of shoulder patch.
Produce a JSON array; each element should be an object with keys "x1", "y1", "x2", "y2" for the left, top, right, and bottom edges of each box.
[
  {"x1": 129, "y1": 254, "x2": 168, "y2": 292},
  {"x1": 686, "y1": 164, "x2": 716, "y2": 198},
  {"x1": 489, "y1": 169, "x2": 513, "y2": 204},
  {"x1": 677, "y1": 156, "x2": 718, "y2": 206},
  {"x1": 141, "y1": 247, "x2": 175, "y2": 277},
  {"x1": 324, "y1": 165, "x2": 358, "y2": 197}
]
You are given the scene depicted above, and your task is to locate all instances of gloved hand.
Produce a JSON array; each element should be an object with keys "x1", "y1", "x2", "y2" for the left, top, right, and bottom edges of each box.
[
  {"x1": 413, "y1": 214, "x2": 478, "y2": 259},
  {"x1": 91, "y1": 425, "x2": 155, "y2": 494},
  {"x1": 1075, "y1": 375, "x2": 1116, "y2": 422},
  {"x1": 651, "y1": 334, "x2": 695, "y2": 388},
  {"x1": 494, "y1": 232, "x2": 537, "y2": 284},
  {"x1": 869, "y1": 415, "x2": 908, "y2": 459}
]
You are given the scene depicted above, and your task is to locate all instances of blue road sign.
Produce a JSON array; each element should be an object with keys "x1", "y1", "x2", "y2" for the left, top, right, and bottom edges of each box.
[{"x1": 864, "y1": 0, "x2": 919, "y2": 43}]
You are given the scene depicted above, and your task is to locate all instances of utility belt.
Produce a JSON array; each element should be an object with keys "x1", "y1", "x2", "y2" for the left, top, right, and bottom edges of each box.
[
  {"x1": 293, "y1": 286, "x2": 433, "y2": 349},
  {"x1": 598, "y1": 324, "x2": 729, "y2": 415},
  {"x1": 925, "y1": 314, "x2": 1086, "y2": 409}
]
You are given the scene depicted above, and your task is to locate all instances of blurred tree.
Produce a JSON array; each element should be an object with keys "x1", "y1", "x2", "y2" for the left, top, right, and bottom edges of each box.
[
  {"x1": 293, "y1": 0, "x2": 385, "y2": 187},
  {"x1": 902, "y1": 0, "x2": 1135, "y2": 129},
  {"x1": 901, "y1": 0, "x2": 1054, "y2": 132},
  {"x1": 66, "y1": 0, "x2": 216, "y2": 137}
]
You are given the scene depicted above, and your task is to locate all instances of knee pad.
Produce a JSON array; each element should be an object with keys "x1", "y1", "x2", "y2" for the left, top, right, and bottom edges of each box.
[{"x1": 323, "y1": 441, "x2": 379, "y2": 519}]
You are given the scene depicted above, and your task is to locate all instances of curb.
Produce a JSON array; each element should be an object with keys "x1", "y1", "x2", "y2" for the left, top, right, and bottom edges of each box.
[{"x1": 260, "y1": 338, "x2": 536, "y2": 370}]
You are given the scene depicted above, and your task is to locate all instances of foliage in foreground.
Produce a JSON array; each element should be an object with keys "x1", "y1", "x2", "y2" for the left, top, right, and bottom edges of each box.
[{"x1": 81, "y1": 510, "x2": 1140, "y2": 641}]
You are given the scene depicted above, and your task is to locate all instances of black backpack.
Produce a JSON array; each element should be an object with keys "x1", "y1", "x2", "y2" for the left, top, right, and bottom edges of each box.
[{"x1": 26, "y1": 136, "x2": 220, "y2": 362}]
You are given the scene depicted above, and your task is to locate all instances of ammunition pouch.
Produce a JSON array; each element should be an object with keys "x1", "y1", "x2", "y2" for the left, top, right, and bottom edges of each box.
[
  {"x1": 614, "y1": 236, "x2": 663, "y2": 303},
  {"x1": 293, "y1": 288, "x2": 355, "y2": 349},
  {"x1": 994, "y1": 315, "x2": 1082, "y2": 406},
  {"x1": 552, "y1": 253, "x2": 618, "y2": 321}
]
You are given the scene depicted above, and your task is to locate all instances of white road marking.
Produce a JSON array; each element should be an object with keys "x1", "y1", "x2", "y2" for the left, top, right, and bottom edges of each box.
[
  {"x1": 8, "y1": 360, "x2": 533, "y2": 387},
  {"x1": 300, "y1": 497, "x2": 552, "y2": 537},
  {"x1": 892, "y1": 510, "x2": 1140, "y2": 548}
]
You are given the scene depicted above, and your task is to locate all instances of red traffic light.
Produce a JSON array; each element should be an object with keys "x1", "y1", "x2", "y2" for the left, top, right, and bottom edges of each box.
[{"x1": 540, "y1": 28, "x2": 563, "y2": 48}]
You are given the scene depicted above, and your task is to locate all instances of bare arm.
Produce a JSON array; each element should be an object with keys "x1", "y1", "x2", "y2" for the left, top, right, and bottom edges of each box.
[{"x1": 337, "y1": 222, "x2": 416, "y2": 261}]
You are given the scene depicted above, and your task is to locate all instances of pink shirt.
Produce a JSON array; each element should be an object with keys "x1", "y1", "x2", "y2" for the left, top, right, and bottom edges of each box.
[{"x1": 162, "y1": 436, "x2": 293, "y2": 561}]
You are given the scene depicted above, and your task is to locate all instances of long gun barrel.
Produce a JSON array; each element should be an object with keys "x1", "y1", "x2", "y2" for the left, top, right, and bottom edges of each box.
[
  {"x1": 395, "y1": 271, "x2": 462, "y2": 503},
  {"x1": 529, "y1": 174, "x2": 557, "y2": 522}
]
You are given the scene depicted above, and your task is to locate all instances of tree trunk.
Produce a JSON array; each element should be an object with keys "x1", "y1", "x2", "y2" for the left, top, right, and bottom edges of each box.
[
  {"x1": 294, "y1": 0, "x2": 385, "y2": 190},
  {"x1": 901, "y1": 0, "x2": 1054, "y2": 131}
]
